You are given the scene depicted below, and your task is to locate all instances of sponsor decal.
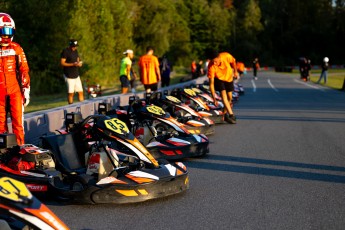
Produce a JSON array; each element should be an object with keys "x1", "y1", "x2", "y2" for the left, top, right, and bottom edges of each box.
[{"x1": 26, "y1": 184, "x2": 48, "y2": 192}]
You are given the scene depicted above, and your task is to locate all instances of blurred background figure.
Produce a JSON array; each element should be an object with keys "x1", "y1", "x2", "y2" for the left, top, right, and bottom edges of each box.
[
  {"x1": 253, "y1": 57, "x2": 260, "y2": 80},
  {"x1": 159, "y1": 55, "x2": 171, "y2": 87},
  {"x1": 317, "y1": 57, "x2": 329, "y2": 84}
]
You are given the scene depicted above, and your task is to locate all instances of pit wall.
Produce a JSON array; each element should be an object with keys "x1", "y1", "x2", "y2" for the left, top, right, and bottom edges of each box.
[{"x1": 15, "y1": 76, "x2": 207, "y2": 145}]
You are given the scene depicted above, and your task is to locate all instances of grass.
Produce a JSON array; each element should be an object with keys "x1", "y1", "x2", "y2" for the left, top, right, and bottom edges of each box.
[
  {"x1": 309, "y1": 75, "x2": 345, "y2": 89},
  {"x1": 291, "y1": 69, "x2": 345, "y2": 90},
  {"x1": 25, "y1": 71, "x2": 190, "y2": 114}
]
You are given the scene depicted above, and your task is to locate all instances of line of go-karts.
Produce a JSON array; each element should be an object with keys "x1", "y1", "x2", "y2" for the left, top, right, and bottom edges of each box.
[{"x1": 0, "y1": 82, "x2": 244, "y2": 229}]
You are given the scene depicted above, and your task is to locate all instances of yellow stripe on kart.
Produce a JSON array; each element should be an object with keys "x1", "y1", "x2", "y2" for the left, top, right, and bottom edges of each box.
[
  {"x1": 138, "y1": 189, "x2": 148, "y2": 195},
  {"x1": 116, "y1": 189, "x2": 149, "y2": 196},
  {"x1": 116, "y1": 190, "x2": 138, "y2": 196}
]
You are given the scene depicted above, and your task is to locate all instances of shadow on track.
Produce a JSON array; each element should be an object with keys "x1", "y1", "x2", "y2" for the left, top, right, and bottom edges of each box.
[
  {"x1": 238, "y1": 115, "x2": 345, "y2": 123},
  {"x1": 186, "y1": 154, "x2": 345, "y2": 184}
]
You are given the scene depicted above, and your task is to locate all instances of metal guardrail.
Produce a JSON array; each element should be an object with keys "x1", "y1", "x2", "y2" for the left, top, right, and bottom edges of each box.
[{"x1": 7, "y1": 76, "x2": 208, "y2": 145}]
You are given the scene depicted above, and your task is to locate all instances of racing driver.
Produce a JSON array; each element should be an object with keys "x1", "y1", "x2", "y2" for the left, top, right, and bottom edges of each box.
[{"x1": 0, "y1": 13, "x2": 30, "y2": 145}]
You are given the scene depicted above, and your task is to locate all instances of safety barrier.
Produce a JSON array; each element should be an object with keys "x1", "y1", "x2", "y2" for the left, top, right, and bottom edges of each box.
[{"x1": 8, "y1": 76, "x2": 208, "y2": 146}]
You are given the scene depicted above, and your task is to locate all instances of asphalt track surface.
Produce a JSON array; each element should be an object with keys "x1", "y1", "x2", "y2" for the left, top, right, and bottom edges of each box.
[{"x1": 47, "y1": 71, "x2": 345, "y2": 230}]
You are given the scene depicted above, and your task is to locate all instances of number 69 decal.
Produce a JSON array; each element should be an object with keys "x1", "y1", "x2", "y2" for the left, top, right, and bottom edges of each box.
[
  {"x1": 147, "y1": 105, "x2": 165, "y2": 116},
  {"x1": 0, "y1": 177, "x2": 32, "y2": 202},
  {"x1": 105, "y1": 118, "x2": 129, "y2": 135}
]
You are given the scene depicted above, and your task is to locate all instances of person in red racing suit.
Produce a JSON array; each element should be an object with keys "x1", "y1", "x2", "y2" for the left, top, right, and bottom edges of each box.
[{"x1": 0, "y1": 13, "x2": 30, "y2": 145}]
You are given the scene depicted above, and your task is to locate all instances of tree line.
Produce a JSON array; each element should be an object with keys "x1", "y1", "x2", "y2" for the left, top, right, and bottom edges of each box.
[{"x1": 2, "y1": 0, "x2": 344, "y2": 95}]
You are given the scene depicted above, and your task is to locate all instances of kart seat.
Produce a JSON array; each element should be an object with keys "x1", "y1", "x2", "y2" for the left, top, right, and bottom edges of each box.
[{"x1": 41, "y1": 133, "x2": 86, "y2": 175}]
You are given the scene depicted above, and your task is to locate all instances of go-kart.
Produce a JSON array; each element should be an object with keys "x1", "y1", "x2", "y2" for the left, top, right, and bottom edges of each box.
[
  {"x1": 99, "y1": 95, "x2": 209, "y2": 160},
  {"x1": 190, "y1": 86, "x2": 225, "y2": 109},
  {"x1": 234, "y1": 82, "x2": 245, "y2": 95},
  {"x1": 170, "y1": 88, "x2": 225, "y2": 124},
  {"x1": 0, "y1": 176, "x2": 69, "y2": 230},
  {"x1": 147, "y1": 91, "x2": 215, "y2": 136},
  {"x1": 0, "y1": 115, "x2": 189, "y2": 204},
  {"x1": 85, "y1": 79, "x2": 102, "y2": 98}
]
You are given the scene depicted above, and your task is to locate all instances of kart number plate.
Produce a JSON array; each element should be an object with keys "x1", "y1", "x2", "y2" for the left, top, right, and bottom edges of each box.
[
  {"x1": 166, "y1": 96, "x2": 181, "y2": 103},
  {"x1": 0, "y1": 177, "x2": 32, "y2": 202},
  {"x1": 147, "y1": 105, "x2": 165, "y2": 116},
  {"x1": 192, "y1": 88, "x2": 202, "y2": 94},
  {"x1": 184, "y1": 89, "x2": 196, "y2": 96},
  {"x1": 105, "y1": 118, "x2": 129, "y2": 135}
]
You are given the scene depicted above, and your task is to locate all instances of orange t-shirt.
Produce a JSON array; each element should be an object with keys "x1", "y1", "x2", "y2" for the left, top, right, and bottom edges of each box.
[
  {"x1": 138, "y1": 54, "x2": 160, "y2": 85},
  {"x1": 207, "y1": 52, "x2": 236, "y2": 82},
  {"x1": 236, "y1": 62, "x2": 245, "y2": 73}
]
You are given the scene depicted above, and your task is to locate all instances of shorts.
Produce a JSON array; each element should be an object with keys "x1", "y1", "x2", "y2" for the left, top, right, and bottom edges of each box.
[
  {"x1": 65, "y1": 76, "x2": 83, "y2": 93},
  {"x1": 214, "y1": 78, "x2": 234, "y2": 92},
  {"x1": 144, "y1": 83, "x2": 158, "y2": 91},
  {"x1": 120, "y1": 75, "x2": 130, "y2": 88}
]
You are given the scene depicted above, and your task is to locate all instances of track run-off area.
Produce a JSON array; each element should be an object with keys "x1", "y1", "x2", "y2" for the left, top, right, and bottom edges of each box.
[{"x1": 47, "y1": 71, "x2": 345, "y2": 230}]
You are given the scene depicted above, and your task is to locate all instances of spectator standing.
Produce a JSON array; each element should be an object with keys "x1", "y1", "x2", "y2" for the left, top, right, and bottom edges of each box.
[
  {"x1": 160, "y1": 55, "x2": 171, "y2": 87},
  {"x1": 204, "y1": 59, "x2": 210, "y2": 74},
  {"x1": 60, "y1": 39, "x2": 84, "y2": 104},
  {"x1": 207, "y1": 50, "x2": 238, "y2": 124},
  {"x1": 317, "y1": 57, "x2": 329, "y2": 84},
  {"x1": 253, "y1": 57, "x2": 260, "y2": 80},
  {"x1": 196, "y1": 60, "x2": 204, "y2": 78},
  {"x1": 138, "y1": 46, "x2": 161, "y2": 93},
  {"x1": 0, "y1": 13, "x2": 30, "y2": 145},
  {"x1": 130, "y1": 59, "x2": 137, "y2": 93},
  {"x1": 299, "y1": 58, "x2": 309, "y2": 81},
  {"x1": 119, "y1": 49, "x2": 134, "y2": 94},
  {"x1": 191, "y1": 60, "x2": 197, "y2": 79}
]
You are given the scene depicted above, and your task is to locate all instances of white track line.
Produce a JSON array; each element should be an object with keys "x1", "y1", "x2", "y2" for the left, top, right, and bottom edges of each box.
[
  {"x1": 293, "y1": 79, "x2": 324, "y2": 90},
  {"x1": 267, "y1": 79, "x2": 279, "y2": 92},
  {"x1": 251, "y1": 80, "x2": 257, "y2": 92}
]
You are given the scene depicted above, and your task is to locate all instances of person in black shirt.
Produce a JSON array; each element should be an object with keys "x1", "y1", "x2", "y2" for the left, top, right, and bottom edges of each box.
[
  {"x1": 60, "y1": 39, "x2": 84, "y2": 104},
  {"x1": 253, "y1": 57, "x2": 260, "y2": 80},
  {"x1": 159, "y1": 55, "x2": 171, "y2": 87}
]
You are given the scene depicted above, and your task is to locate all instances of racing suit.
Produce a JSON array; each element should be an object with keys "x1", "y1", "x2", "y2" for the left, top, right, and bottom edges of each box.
[{"x1": 0, "y1": 42, "x2": 30, "y2": 145}]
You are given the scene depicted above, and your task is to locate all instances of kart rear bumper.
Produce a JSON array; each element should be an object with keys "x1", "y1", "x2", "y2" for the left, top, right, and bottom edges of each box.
[
  {"x1": 186, "y1": 124, "x2": 215, "y2": 136},
  {"x1": 148, "y1": 141, "x2": 209, "y2": 160},
  {"x1": 90, "y1": 173, "x2": 189, "y2": 204}
]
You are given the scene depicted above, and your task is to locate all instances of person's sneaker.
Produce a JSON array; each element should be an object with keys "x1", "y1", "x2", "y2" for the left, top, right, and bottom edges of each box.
[{"x1": 224, "y1": 114, "x2": 236, "y2": 124}]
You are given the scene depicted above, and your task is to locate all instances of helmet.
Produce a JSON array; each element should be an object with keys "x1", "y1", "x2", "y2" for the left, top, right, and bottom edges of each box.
[
  {"x1": 323, "y1": 57, "x2": 329, "y2": 63},
  {"x1": 0, "y1": 13, "x2": 15, "y2": 46}
]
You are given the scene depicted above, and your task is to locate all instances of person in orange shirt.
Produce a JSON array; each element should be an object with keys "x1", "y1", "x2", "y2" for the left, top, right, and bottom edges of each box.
[
  {"x1": 207, "y1": 50, "x2": 238, "y2": 124},
  {"x1": 236, "y1": 61, "x2": 245, "y2": 78},
  {"x1": 138, "y1": 46, "x2": 161, "y2": 93},
  {"x1": 191, "y1": 60, "x2": 197, "y2": 79}
]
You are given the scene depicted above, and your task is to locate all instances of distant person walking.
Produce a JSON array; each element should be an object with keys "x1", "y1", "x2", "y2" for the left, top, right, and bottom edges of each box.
[
  {"x1": 138, "y1": 46, "x2": 161, "y2": 93},
  {"x1": 253, "y1": 57, "x2": 260, "y2": 80},
  {"x1": 317, "y1": 57, "x2": 329, "y2": 84},
  {"x1": 119, "y1": 49, "x2": 134, "y2": 94},
  {"x1": 60, "y1": 39, "x2": 84, "y2": 104}
]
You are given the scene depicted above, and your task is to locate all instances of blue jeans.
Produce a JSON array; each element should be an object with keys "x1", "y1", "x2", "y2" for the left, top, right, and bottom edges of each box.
[{"x1": 317, "y1": 70, "x2": 328, "y2": 84}]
